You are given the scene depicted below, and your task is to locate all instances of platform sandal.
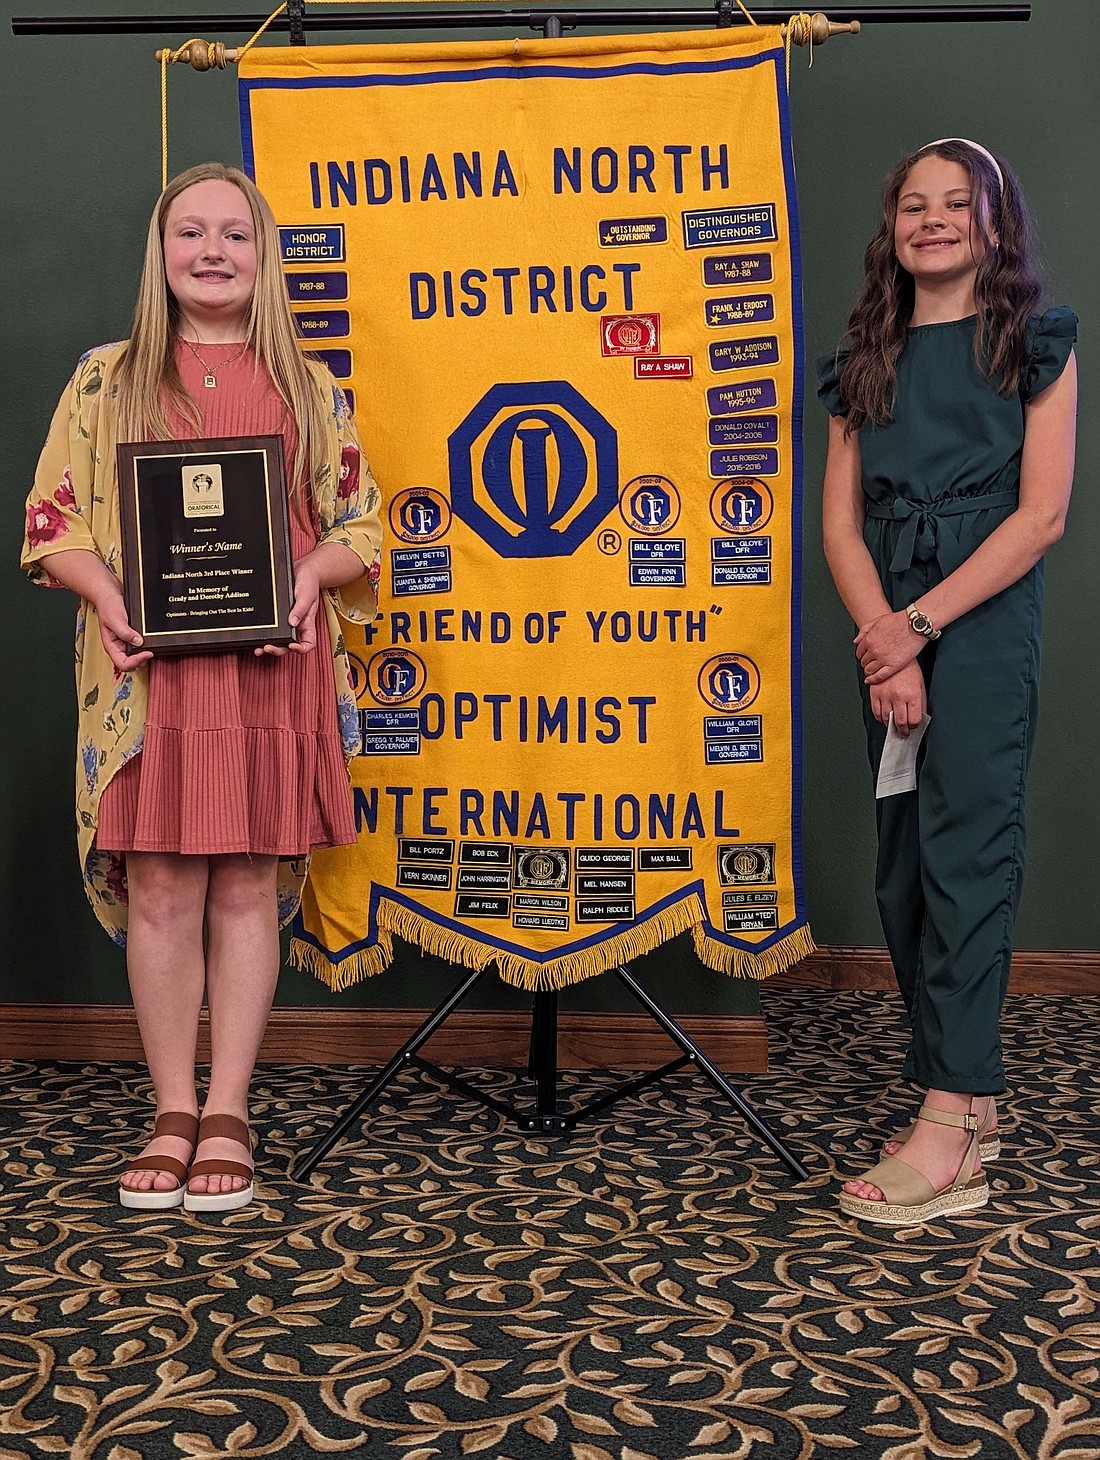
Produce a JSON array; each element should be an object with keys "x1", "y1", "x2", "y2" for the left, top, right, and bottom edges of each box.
[
  {"x1": 183, "y1": 1114, "x2": 255, "y2": 1213},
  {"x1": 839, "y1": 1105, "x2": 989, "y2": 1228},
  {"x1": 118, "y1": 1111, "x2": 199, "y2": 1210},
  {"x1": 882, "y1": 1095, "x2": 1001, "y2": 1162}
]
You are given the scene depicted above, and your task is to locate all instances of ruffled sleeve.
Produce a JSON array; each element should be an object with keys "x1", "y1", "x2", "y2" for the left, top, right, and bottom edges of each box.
[
  {"x1": 815, "y1": 348, "x2": 851, "y2": 417},
  {"x1": 1022, "y1": 306, "x2": 1077, "y2": 402}
]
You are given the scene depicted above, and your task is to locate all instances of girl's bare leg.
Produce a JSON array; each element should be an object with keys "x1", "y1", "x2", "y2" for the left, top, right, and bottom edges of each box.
[
  {"x1": 188, "y1": 853, "x2": 281, "y2": 1197},
  {"x1": 120, "y1": 852, "x2": 209, "y2": 1192}
]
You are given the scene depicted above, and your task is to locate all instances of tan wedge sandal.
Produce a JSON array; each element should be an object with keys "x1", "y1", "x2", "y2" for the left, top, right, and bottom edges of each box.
[
  {"x1": 882, "y1": 1096, "x2": 1001, "y2": 1163},
  {"x1": 839, "y1": 1105, "x2": 989, "y2": 1227},
  {"x1": 119, "y1": 1111, "x2": 199, "y2": 1210}
]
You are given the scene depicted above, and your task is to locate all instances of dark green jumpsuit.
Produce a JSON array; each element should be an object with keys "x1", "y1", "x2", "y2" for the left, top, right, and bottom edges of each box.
[{"x1": 817, "y1": 308, "x2": 1077, "y2": 1094}]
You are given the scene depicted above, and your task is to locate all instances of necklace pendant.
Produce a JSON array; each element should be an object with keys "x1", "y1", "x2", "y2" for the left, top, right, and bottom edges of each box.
[{"x1": 203, "y1": 373, "x2": 217, "y2": 388}]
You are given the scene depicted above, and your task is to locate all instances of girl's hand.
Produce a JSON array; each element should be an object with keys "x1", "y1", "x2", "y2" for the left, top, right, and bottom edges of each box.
[
  {"x1": 256, "y1": 559, "x2": 322, "y2": 657},
  {"x1": 869, "y1": 661, "x2": 926, "y2": 736},
  {"x1": 95, "y1": 587, "x2": 153, "y2": 672},
  {"x1": 855, "y1": 609, "x2": 922, "y2": 683}
]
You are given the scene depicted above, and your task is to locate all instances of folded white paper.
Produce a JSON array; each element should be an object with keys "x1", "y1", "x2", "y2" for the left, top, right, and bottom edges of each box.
[{"x1": 875, "y1": 713, "x2": 931, "y2": 798}]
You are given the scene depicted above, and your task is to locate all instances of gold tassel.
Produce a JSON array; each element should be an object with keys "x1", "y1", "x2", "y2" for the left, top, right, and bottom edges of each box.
[
  {"x1": 288, "y1": 931, "x2": 393, "y2": 989},
  {"x1": 693, "y1": 921, "x2": 816, "y2": 979}
]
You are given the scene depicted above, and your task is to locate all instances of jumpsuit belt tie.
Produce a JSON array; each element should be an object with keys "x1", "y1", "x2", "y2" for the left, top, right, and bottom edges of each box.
[{"x1": 865, "y1": 490, "x2": 1020, "y2": 576}]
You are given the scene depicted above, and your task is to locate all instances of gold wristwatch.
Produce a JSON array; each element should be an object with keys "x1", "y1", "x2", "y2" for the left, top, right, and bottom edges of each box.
[{"x1": 906, "y1": 604, "x2": 941, "y2": 641}]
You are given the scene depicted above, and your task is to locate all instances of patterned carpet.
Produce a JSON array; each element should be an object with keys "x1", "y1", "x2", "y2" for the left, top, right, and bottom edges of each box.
[{"x1": 1, "y1": 989, "x2": 1098, "y2": 1460}]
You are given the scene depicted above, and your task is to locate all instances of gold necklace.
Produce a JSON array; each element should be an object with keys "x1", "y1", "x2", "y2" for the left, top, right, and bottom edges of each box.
[{"x1": 179, "y1": 335, "x2": 249, "y2": 388}]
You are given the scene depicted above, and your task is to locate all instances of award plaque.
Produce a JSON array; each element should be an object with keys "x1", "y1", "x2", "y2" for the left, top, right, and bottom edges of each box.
[{"x1": 116, "y1": 435, "x2": 295, "y2": 654}]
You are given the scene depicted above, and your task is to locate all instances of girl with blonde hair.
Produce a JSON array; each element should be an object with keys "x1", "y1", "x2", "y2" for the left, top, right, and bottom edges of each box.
[{"x1": 22, "y1": 163, "x2": 383, "y2": 1212}]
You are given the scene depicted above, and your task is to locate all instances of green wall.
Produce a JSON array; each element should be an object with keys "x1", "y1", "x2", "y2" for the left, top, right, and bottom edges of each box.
[{"x1": 2, "y1": 0, "x2": 1095, "y2": 1019}]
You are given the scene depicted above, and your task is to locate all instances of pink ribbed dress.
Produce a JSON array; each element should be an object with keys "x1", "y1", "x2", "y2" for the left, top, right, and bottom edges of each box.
[{"x1": 97, "y1": 343, "x2": 357, "y2": 857}]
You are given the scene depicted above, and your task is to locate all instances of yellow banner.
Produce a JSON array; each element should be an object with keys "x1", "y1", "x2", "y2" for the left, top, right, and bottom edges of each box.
[{"x1": 240, "y1": 26, "x2": 813, "y2": 990}]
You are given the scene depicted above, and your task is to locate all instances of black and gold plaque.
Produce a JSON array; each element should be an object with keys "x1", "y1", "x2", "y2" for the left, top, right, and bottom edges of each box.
[{"x1": 116, "y1": 435, "x2": 294, "y2": 654}]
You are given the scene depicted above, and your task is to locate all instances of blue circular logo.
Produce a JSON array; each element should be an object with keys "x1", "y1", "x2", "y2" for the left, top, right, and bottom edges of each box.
[
  {"x1": 368, "y1": 649, "x2": 427, "y2": 705},
  {"x1": 698, "y1": 653, "x2": 761, "y2": 711},
  {"x1": 389, "y1": 487, "x2": 451, "y2": 544},
  {"x1": 709, "y1": 478, "x2": 773, "y2": 535},
  {"x1": 619, "y1": 474, "x2": 681, "y2": 535}
]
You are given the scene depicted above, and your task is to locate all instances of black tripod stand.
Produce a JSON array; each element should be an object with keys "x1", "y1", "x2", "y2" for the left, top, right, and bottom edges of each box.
[{"x1": 291, "y1": 961, "x2": 809, "y2": 1182}]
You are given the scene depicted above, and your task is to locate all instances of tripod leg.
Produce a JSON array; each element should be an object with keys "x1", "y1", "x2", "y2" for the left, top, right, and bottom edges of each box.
[
  {"x1": 531, "y1": 991, "x2": 559, "y2": 1119},
  {"x1": 612, "y1": 965, "x2": 810, "y2": 1181},
  {"x1": 290, "y1": 962, "x2": 491, "y2": 1182}
]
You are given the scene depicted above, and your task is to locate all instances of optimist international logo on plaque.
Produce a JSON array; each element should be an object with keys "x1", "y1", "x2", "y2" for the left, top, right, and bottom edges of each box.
[{"x1": 183, "y1": 464, "x2": 225, "y2": 518}]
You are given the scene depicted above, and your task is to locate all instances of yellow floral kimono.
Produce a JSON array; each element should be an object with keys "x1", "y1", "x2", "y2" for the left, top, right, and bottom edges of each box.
[{"x1": 21, "y1": 342, "x2": 382, "y2": 945}]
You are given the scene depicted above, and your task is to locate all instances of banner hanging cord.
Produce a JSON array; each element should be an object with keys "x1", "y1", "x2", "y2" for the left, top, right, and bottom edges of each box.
[{"x1": 159, "y1": 1, "x2": 843, "y2": 186}]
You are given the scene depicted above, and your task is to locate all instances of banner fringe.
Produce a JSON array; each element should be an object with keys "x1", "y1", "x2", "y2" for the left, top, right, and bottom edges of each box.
[
  {"x1": 291, "y1": 909, "x2": 816, "y2": 991},
  {"x1": 288, "y1": 931, "x2": 393, "y2": 990},
  {"x1": 693, "y1": 921, "x2": 816, "y2": 980}
]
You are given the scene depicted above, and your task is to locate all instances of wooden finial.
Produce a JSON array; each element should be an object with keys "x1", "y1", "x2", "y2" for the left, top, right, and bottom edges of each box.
[
  {"x1": 783, "y1": 13, "x2": 862, "y2": 47},
  {"x1": 154, "y1": 40, "x2": 239, "y2": 70}
]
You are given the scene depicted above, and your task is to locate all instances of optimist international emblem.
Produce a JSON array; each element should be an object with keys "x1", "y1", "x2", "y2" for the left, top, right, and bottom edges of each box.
[
  {"x1": 389, "y1": 487, "x2": 452, "y2": 544},
  {"x1": 619, "y1": 474, "x2": 681, "y2": 535},
  {"x1": 448, "y1": 381, "x2": 618, "y2": 559},
  {"x1": 368, "y1": 649, "x2": 428, "y2": 706},
  {"x1": 710, "y1": 478, "x2": 774, "y2": 535},
  {"x1": 699, "y1": 653, "x2": 761, "y2": 711}
]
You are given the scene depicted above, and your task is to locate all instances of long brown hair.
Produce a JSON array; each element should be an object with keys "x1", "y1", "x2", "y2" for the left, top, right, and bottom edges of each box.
[
  {"x1": 837, "y1": 140, "x2": 1043, "y2": 433},
  {"x1": 112, "y1": 163, "x2": 328, "y2": 497}
]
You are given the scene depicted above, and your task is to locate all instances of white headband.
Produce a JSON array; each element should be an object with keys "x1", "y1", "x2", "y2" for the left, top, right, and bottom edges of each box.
[{"x1": 919, "y1": 137, "x2": 1004, "y2": 193}]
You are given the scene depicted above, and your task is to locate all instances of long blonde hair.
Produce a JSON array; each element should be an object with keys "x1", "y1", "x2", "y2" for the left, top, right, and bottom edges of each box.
[{"x1": 113, "y1": 163, "x2": 329, "y2": 499}]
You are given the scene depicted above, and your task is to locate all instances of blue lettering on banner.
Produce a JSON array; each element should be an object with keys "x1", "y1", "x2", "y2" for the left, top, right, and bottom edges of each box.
[
  {"x1": 682, "y1": 205, "x2": 778, "y2": 250},
  {"x1": 630, "y1": 563, "x2": 686, "y2": 587},
  {"x1": 706, "y1": 739, "x2": 764, "y2": 764},
  {"x1": 599, "y1": 216, "x2": 669, "y2": 246},
  {"x1": 629, "y1": 539, "x2": 686, "y2": 561},
  {"x1": 366, "y1": 734, "x2": 420, "y2": 756},
  {"x1": 293, "y1": 308, "x2": 350, "y2": 339},
  {"x1": 364, "y1": 710, "x2": 420, "y2": 731},
  {"x1": 287, "y1": 271, "x2": 349, "y2": 301},
  {"x1": 708, "y1": 416, "x2": 779, "y2": 446},
  {"x1": 312, "y1": 349, "x2": 352, "y2": 379},
  {"x1": 709, "y1": 337, "x2": 781, "y2": 373},
  {"x1": 392, "y1": 571, "x2": 453, "y2": 596},
  {"x1": 709, "y1": 448, "x2": 780, "y2": 479},
  {"x1": 706, "y1": 379, "x2": 778, "y2": 415},
  {"x1": 704, "y1": 715, "x2": 762, "y2": 737},
  {"x1": 449, "y1": 381, "x2": 618, "y2": 559},
  {"x1": 705, "y1": 295, "x2": 775, "y2": 328},
  {"x1": 713, "y1": 562, "x2": 772, "y2": 585},
  {"x1": 279, "y1": 225, "x2": 346, "y2": 262},
  {"x1": 712, "y1": 537, "x2": 771, "y2": 560},
  {"x1": 409, "y1": 262, "x2": 640, "y2": 320},
  {"x1": 703, "y1": 253, "x2": 774, "y2": 285},
  {"x1": 391, "y1": 546, "x2": 451, "y2": 572}
]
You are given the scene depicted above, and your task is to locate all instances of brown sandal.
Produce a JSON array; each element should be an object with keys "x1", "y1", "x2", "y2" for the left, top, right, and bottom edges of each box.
[
  {"x1": 119, "y1": 1111, "x2": 199, "y2": 1210},
  {"x1": 183, "y1": 1114, "x2": 255, "y2": 1213}
]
